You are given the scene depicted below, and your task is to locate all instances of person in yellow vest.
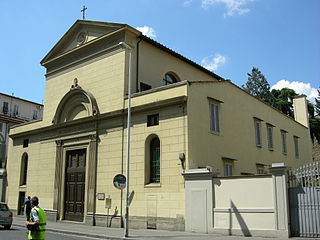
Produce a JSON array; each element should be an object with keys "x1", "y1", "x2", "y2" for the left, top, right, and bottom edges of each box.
[{"x1": 25, "y1": 196, "x2": 47, "y2": 240}]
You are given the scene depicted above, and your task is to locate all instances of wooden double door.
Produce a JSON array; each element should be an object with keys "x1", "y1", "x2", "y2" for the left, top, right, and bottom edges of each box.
[{"x1": 64, "y1": 149, "x2": 86, "y2": 222}]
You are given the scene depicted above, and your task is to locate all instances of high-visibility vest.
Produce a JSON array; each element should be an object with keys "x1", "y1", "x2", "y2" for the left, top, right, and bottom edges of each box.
[{"x1": 28, "y1": 207, "x2": 47, "y2": 240}]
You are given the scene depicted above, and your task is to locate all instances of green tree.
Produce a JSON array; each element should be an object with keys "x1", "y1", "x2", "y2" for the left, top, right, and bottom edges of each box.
[
  {"x1": 271, "y1": 88, "x2": 297, "y2": 118},
  {"x1": 315, "y1": 87, "x2": 320, "y2": 115},
  {"x1": 310, "y1": 87, "x2": 320, "y2": 143},
  {"x1": 242, "y1": 67, "x2": 274, "y2": 105}
]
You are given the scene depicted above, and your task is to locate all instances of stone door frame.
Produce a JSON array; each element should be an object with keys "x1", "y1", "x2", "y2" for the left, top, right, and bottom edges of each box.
[{"x1": 53, "y1": 133, "x2": 98, "y2": 224}]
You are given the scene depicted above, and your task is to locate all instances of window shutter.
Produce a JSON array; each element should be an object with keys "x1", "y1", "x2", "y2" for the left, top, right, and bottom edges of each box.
[
  {"x1": 215, "y1": 104, "x2": 219, "y2": 133},
  {"x1": 294, "y1": 137, "x2": 299, "y2": 158},
  {"x1": 210, "y1": 102, "x2": 219, "y2": 133},
  {"x1": 210, "y1": 103, "x2": 215, "y2": 132},
  {"x1": 255, "y1": 121, "x2": 261, "y2": 146},
  {"x1": 267, "y1": 126, "x2": 273, "y2": 149},
  {"x1": 281, "y1": 132, "x2": 287, "y2": 154}
]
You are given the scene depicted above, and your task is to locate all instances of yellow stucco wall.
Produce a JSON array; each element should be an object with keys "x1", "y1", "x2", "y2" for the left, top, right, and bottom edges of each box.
[
  {"x1": 95, "y1": 103, "x2": 187, "y2": 219},
  {"x1": 187, "y1": 81, "x2": 312, "y2": 174},
  {"x1": 42, "y1": 50, "x2": 126, "y2": 125},
  {"x1": 6, "y1": 135, "x2": 56, "y2": 210},
  {"x1": 138, "y1": 41, "x2": 218, "y2": 89}
]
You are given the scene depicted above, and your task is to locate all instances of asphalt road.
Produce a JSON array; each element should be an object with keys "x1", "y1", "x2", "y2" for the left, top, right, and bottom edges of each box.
[{"x1": 0, "y1": 225, "x2": 102, "y2": 240}]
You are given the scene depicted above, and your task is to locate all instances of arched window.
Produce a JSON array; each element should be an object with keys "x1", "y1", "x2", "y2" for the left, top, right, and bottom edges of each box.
[
  {"x1": 52, "y1": 88, "x2": 99, "y2": 124},
  {"x1": 150, "y1": 138, "x2": 160, "y2": 183},
  {"x1": 163, "y1": 73, "x2": 179, "y2": 86},
  {"x1": 20, "y1": 153, "x2": 28, "y2": 186}
]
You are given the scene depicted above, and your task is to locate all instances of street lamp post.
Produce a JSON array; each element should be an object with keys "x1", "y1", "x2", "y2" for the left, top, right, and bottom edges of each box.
[{"x1": 119, "y1": 42, "x2": 132, "y2": 238}]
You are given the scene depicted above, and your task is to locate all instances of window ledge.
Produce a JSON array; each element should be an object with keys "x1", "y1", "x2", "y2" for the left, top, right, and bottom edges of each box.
[
  {"x1": 256, "y1": 145, "x2": 262, "y2": 148},
  {"x1": 145, "y1": 183, "x2": 161, "y2": 188},
  {"x1": 210, "y1": 131, "x2": 220, "y2": 136},
  {"x1": 268, "y1": 148, "x2": 274, "y2": 151}
]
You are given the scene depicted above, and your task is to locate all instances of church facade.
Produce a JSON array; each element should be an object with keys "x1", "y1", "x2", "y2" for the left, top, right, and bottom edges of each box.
[{"x1": 6, "y1": 20, "x2": 312, "y2": 230}]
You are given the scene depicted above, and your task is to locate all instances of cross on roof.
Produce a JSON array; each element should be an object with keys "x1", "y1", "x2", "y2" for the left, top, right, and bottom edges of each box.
[{"x1": 81, "y1": 6, "x2": 87, "y2": 20}]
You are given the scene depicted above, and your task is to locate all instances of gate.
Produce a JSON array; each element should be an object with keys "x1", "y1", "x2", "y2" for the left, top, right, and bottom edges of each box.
[{"x1": 288, "y1": 162, "x2": 320, "y2": 237}]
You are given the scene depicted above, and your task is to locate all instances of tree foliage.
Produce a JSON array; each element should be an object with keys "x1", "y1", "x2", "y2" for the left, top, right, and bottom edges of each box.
[
  {"x1": 242, "y1": 67, "x2": 274, "y2": 105},
  {"x1": 310, "y1": 87, "x2": 320, "y2": 143},
  {"x1": 271, "y1": 88, "x2": 297, "y2": 118},
  {"x1": 242, "y1": 67, "x2": 320, "y2": 143},
  {"x1": 315, "y1": 88, "x2": 320, "y2": 115}
]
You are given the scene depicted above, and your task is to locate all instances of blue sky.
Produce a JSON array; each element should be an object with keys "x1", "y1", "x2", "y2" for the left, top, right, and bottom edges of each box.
[{"x1": 1, "y1": 0, "x2": 319, "y2": 104}]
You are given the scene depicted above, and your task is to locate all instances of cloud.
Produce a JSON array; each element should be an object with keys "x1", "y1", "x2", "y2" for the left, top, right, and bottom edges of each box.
[
  {"x1": 183, "y1": 0, "x2": 193, "y2": 7},
  {"x1": 201, "y1": 0, "x2": 253, "y2": 17},
  {"x1": 136, "y1": 26, "x2": 156, "y2": 38},
  {"x1": 271, "y1": 80, "x2": 318, "y2": 102},
  {"x1": 201, "y1": 54, "x2": 226, "y2": 71}
]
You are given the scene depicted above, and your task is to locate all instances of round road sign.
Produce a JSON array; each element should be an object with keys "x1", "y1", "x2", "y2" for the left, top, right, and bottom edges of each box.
[{"x1": 113, "y1": 174, "x2": 126, "y2": 190}]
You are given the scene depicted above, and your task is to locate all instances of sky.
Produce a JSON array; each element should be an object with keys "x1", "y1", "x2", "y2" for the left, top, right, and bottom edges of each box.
[{"x1": 0, "y1": 0, "x2": 319, "y2": 104}]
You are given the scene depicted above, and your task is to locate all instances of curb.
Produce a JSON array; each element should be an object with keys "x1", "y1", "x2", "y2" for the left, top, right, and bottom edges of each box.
[{"x1": 13, "y1": 223, "x2": 125, "y2": 240}]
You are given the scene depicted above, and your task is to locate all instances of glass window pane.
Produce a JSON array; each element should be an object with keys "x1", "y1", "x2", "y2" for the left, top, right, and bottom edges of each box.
[{"x1": 150, "y1": 138, "x2": 160, "y2": 183}]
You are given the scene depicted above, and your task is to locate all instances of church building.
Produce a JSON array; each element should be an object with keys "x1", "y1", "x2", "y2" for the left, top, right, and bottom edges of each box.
[{"x1": 6, "y1": 20, "x2": 312, "y2": 230}]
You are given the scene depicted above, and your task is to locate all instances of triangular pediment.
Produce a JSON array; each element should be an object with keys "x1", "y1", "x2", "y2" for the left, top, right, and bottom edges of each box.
[{"x1": 41, "y1": 20, "x2": 128, "y2": 65}]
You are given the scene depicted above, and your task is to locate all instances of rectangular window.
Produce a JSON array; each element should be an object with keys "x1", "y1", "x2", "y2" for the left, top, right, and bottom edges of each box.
[
  {"x1": 281, "y1": 131, "x2": 287, "y2": 155},
  {"x1": 267, "y1": 125, "x2": 274, "y2": 150},
  {"x1": 241, "y1": 172, "x2": 252, "y2": 175},
  {"x1": 23, "y1": 139, "x2": 29, "y2": 148},
  {"x1": 0, "y1": 123, "x2": 2, "y2": 132},
  {"x1": 147, "y1": 114, "x2": 159, "y2": 127},
  {"x1": 140, "y1": 82, "x2": 152, "y2": 92},
  {"x1": 33, "y1": 110, "x2": 38, "y2": 120},
  {"x1": 256, "y1": 164, "x2": 264, "y2": 174},
  {"x1": 13, "y1": 104, "x2": 19, "y2": 116},
  {"x1": 254, "y1": 119, "x2": 262, "y2": 147},
  {"x1": 2, "y1": 102, "x2": 8, "y2": 114},
  {"x1": 224, "y1": 162, "x2": 233, "y2": 176},
  {"x1": 294, "y1": 136, "x2": 299, "y2": 158},
  {"x1": 209, "y1": 102, "x2": 220, "y2": 134}
]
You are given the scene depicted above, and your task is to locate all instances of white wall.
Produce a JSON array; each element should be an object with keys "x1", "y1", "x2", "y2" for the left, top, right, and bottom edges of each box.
[
  {"x1": 184, "y1": 166, "x2": 289, "y2": 238},
  {"x1": 0, "y1": 94, "x2": 43, "y2": 121},
  {"x1": 213, "y1": 176, "x2": 275, "y2": 233}
]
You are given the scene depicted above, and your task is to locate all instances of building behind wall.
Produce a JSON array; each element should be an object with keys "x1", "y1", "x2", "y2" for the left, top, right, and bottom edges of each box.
[
  {"x1": 6, "y1": 20, "x2": 312, "y2": 231},
  {"x1": 0, "y1": 93, "x2": 43, "y2": 202}
]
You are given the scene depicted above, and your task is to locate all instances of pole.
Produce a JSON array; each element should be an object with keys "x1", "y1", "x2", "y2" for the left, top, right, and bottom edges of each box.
[{"x1": 119, "y1": 42, "x2": 132, "y2": 238}]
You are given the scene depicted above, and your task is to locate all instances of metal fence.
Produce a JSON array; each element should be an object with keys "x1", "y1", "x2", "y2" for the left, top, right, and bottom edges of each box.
[{"x1": 288, "y1": 162, "x2": 320, "y2": 238}]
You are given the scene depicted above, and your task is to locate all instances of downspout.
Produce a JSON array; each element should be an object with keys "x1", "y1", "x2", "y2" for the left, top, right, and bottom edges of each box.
[
  {"x1": 93, "y1": 117, "x2": 99, "y2": 226},
  {"x1": 120, "y1": 104, "x2": 125, "y2": 228},
  {"x1": 136, "y1": 37, "x2": 143, "y2": 92}
]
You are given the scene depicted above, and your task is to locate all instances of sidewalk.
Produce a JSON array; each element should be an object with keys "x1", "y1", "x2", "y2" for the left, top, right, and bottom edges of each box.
[{"x1": 13, "y1": 216, "x2": 303, "y2": 240}]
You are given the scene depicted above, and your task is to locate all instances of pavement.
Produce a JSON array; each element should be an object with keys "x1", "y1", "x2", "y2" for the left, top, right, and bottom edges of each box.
[{"x1": 12, "y1": 216, "x2": 307, "y2": 240}]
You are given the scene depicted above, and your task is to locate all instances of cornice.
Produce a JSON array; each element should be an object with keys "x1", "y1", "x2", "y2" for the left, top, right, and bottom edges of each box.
[{"x1": 9, "y1": 95, "x2": 187, "y2": 139}]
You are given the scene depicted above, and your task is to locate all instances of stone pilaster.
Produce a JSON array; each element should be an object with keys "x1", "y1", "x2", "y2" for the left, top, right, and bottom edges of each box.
[
  {"x1": 86, "y1": 134, "x2": 98, "y2": 224},
  {"x1": 269, "y1": 163, "x2": 290, "y2": 238},
  {"x1": 53, "y1": 140, "x2": 63, "y2": 220}
]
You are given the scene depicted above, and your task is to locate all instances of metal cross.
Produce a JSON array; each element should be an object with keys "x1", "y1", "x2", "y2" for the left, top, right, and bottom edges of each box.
[{"x1": 81, "y1": 6, "x2": 87, "y2": 20}]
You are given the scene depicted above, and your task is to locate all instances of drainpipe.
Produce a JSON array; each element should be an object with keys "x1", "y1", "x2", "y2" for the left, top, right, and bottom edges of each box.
[
  {"x1": 93, "y1": 118, "x2": 99, "y2": 226},
  {"x1": 136, "y1": 38, "x2": 143, "y2": 92}
]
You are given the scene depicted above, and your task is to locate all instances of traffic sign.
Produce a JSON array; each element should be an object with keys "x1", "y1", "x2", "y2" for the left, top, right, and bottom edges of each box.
[{"x1": 113, "y1": 174, "x2": 126, "y2": 190}]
